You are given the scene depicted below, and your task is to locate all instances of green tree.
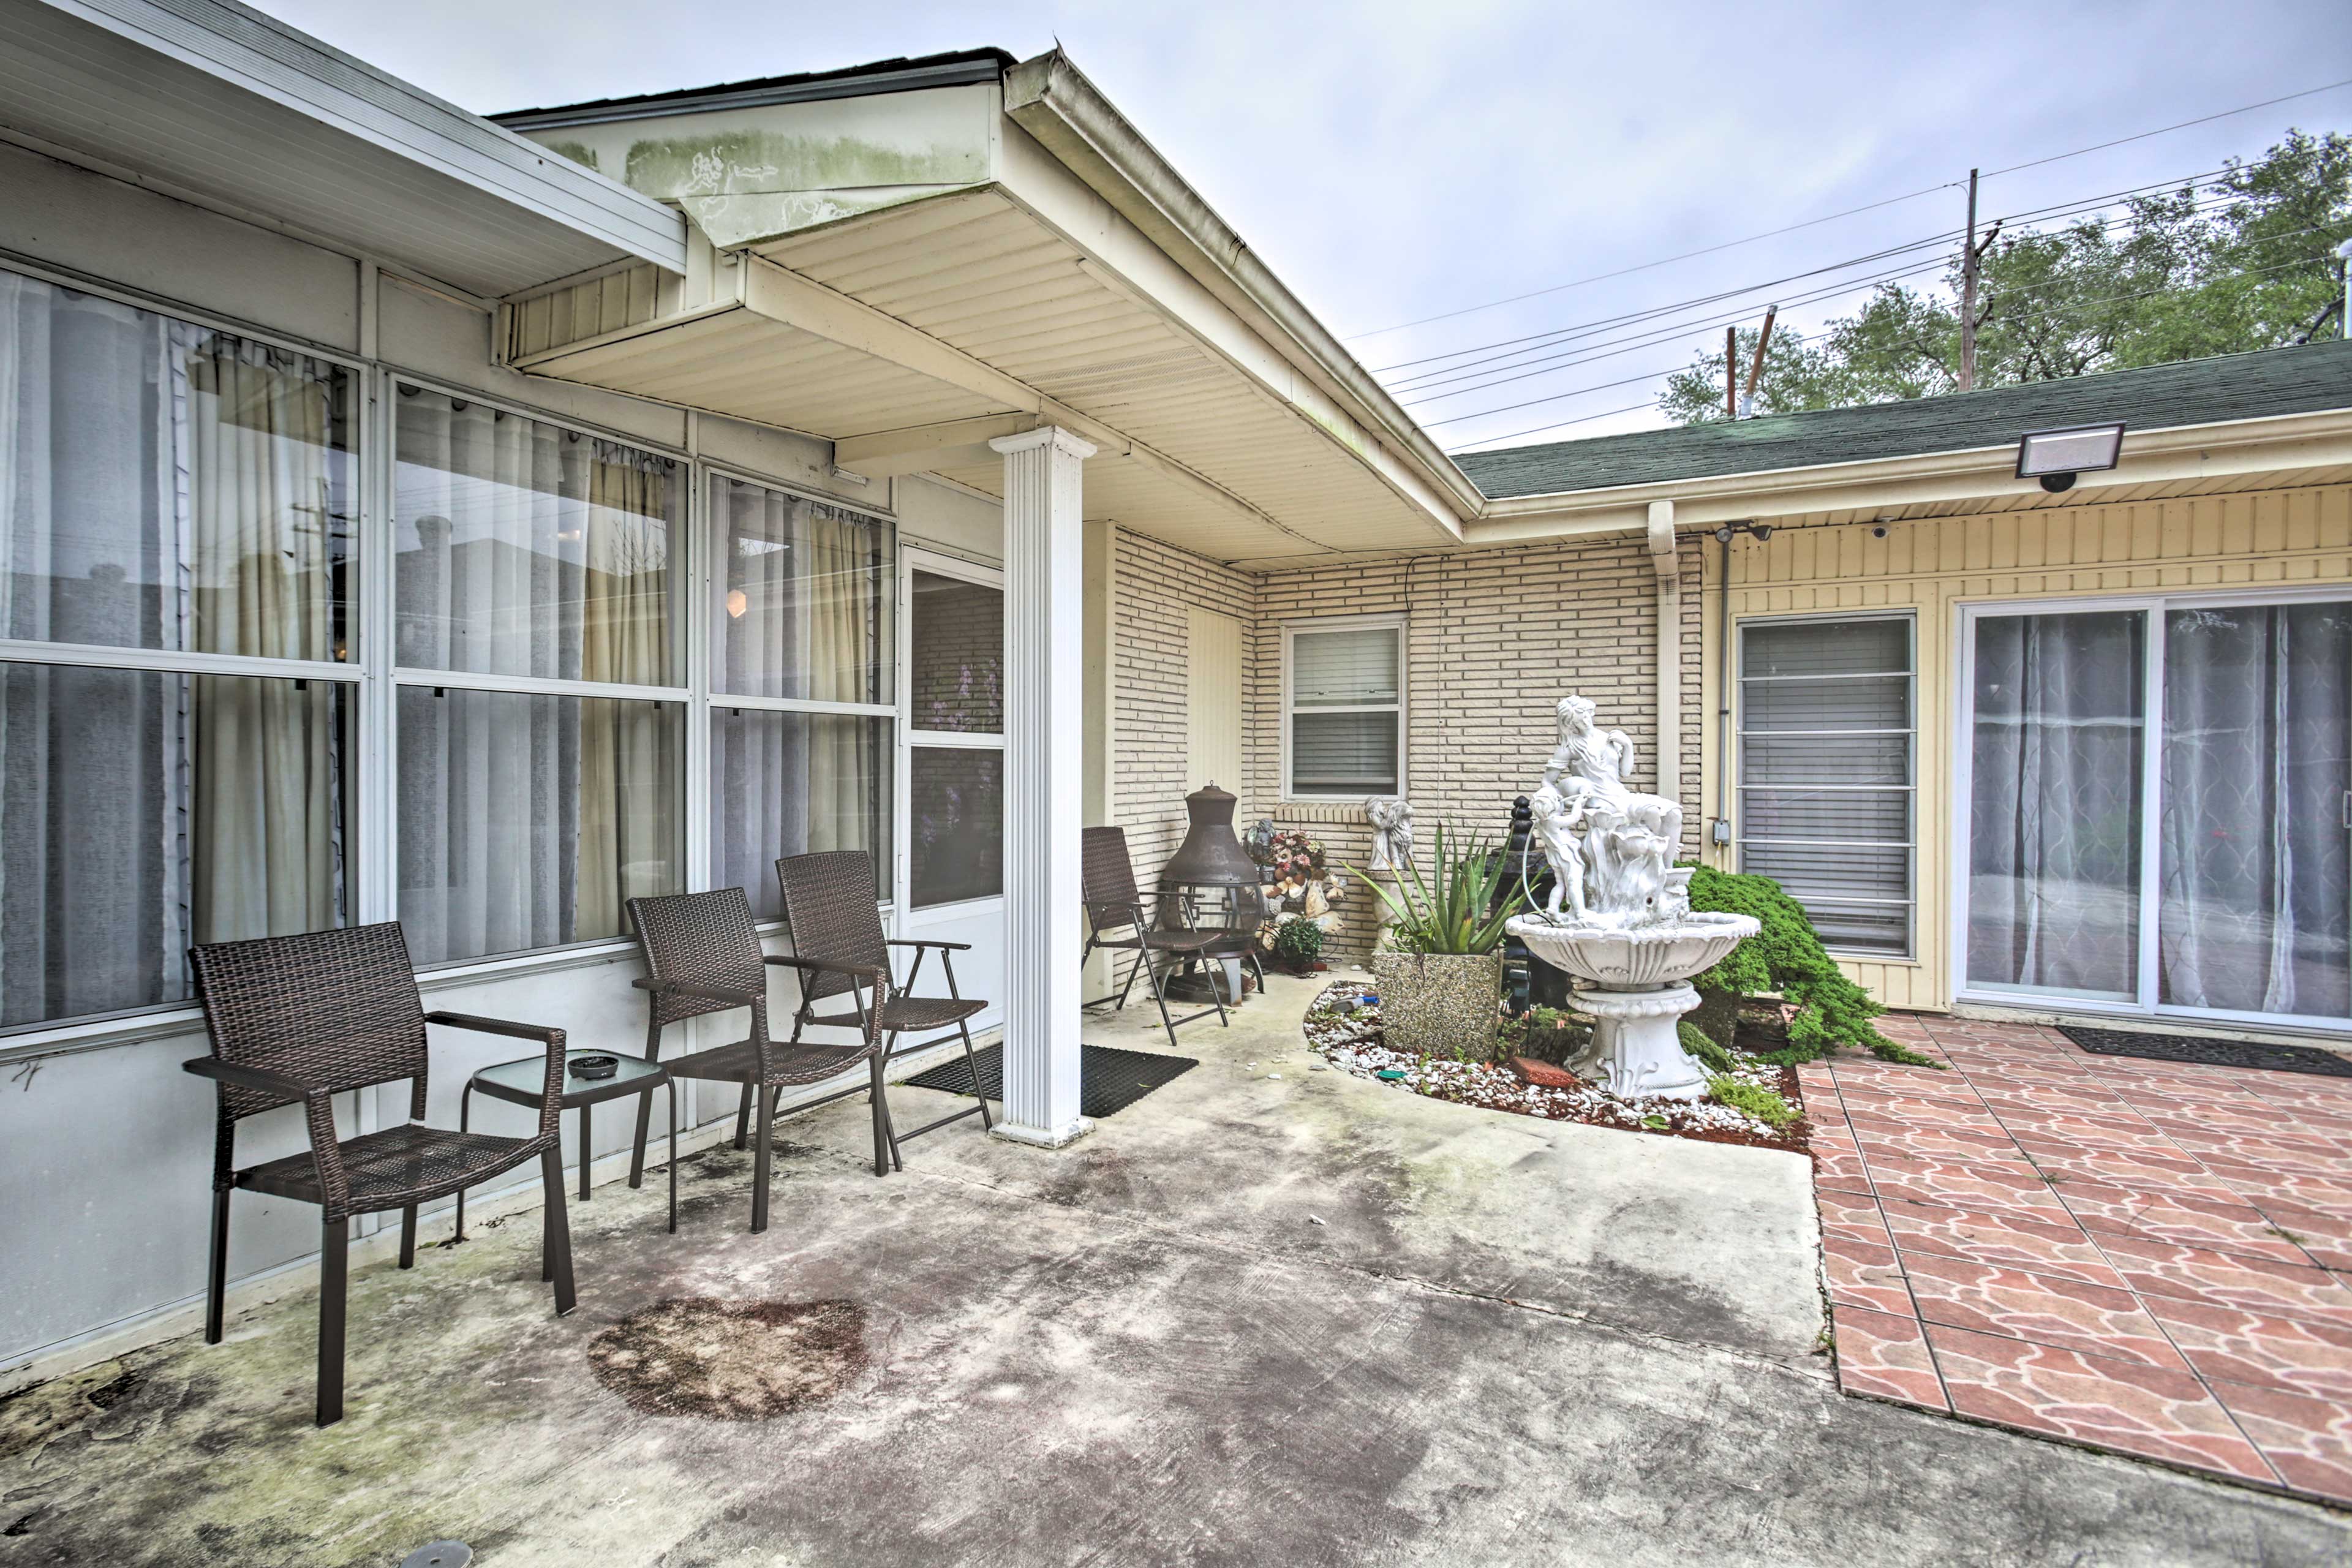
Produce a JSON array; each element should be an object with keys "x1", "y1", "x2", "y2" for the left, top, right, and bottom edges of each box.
[{"x1": 1660, "y1": 131, "x2": 2352, "y2": 424}]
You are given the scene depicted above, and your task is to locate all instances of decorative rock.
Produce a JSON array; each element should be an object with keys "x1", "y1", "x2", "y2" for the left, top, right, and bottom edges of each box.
[{"x1": 1509, "y1": 1055, "x2": 1582, "y2": 1089}]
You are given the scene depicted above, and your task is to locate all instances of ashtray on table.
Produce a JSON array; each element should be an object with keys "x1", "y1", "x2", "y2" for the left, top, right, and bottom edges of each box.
[{"x1": 568, "y1": 1054, "x2": 620, "y2": 1081}]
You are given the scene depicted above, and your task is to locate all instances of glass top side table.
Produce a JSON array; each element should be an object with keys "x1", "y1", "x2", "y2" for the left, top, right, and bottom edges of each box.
[{"x1": 458, "y1": 1048, "x2": 676, "y2": 1242}]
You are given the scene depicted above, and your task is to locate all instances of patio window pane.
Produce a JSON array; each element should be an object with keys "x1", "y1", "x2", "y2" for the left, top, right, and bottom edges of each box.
[
  {"x1": 911, "y1": 746, "x2": 1002, "y2": 908},
  {"x1": 710, "y1": 709, "x2": 892, "y2": 922},
  {"x1": 1287, "y1": 622, "x2": 1403, "y2": 796},
  {"x1": 394, "y1": 388, "x2": 680, "y2": 685},
  {"x1": 1966, "y1": 610, "x2": 2144, "y2": 998},
  {"x1": 710, "y1": 474, "x2": 891, "y2": 704},
  {"x1": 0, "y1": 270, "x2": 352, "y2": 661},
  {"x1": 396, "y1": 687, "x2": 681, "y2": 964},
  {"x1": 909, "y1": 569, "x2": 1001, "y2": 733},
  {"x1": 1740, "y1": 617, "x2": 1913, "y2": 956},
  {"x1": 1, "y1": 661, "x2": 351, "y2": 1028}
]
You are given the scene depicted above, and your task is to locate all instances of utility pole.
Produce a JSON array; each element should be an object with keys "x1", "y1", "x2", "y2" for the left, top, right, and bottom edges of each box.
[
  {"x1": 1740, "y1": 305, "x2": 1777, "y2": 419},
  {"x1": 1959, "y1": 168, "x2": 1980, "y2": 392},
  {"x1": 1725, "y1": 326, "x2": 1738, "y2": 421}
]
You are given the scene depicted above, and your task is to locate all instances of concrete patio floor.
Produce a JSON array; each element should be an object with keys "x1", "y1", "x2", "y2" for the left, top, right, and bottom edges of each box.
[
  {"x1": 6, "y1": 976, "x2": 2351, "y2": 1566},
  {"x1": 1810, "y1": 1011, "x2": 2352, "y2": 1507}
]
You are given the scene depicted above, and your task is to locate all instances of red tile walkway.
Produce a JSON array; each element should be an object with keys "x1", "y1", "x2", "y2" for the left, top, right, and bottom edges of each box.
[{"x1": 1804, "y1": 1013, "x2": 2352, "y2": 1506}]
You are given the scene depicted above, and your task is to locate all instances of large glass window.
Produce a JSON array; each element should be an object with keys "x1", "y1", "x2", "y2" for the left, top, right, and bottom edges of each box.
[
  {"x1": 708, "y1": 473, "x2": 895, "y2": 918},
  {"x1": 1286, "y1": 619, "x2": 1403, "y2": 798},
  {"x1": 1739, "y1": 616, "x2": 1915, "y2": 957},
  {"x1": 0, "y1": 271, "x2": 357, "y2": 1029},
  {"x1": 394, "y1": 388, "x2": 685, "y2": 963}
]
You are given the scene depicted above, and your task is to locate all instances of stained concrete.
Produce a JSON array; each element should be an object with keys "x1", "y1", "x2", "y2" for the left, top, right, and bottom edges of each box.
[{"x1": 3, "y1": 974, "x2": 2348, "y2": 1566}]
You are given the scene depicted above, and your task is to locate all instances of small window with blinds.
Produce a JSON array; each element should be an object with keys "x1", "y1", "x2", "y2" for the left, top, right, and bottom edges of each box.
[
  {"x1": 1284, "y1": 617, "x2": 1404, "y2": 799},
  {"x1": 1738, "y1": 615, "x2": 1915, "y2": 957}
]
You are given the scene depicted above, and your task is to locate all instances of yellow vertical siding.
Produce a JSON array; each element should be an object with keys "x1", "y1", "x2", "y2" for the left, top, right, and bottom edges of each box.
[{"x1": 1698, "y1": 483, "x2": 2352, "y2": 1014}]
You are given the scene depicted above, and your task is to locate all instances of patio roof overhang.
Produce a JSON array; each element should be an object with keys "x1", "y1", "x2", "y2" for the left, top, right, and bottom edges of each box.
[
  {"x1": 1, "y1": 0, "x2": 687, "y2": 298},
  {"x1": 490, "y1": 51, "x2": 1479, "y2": 565}
]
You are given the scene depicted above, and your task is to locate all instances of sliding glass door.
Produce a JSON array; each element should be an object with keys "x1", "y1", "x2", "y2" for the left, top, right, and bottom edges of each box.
[{"x1": 1961, "y1": 594, "x2": 2352, "y2": 1027}]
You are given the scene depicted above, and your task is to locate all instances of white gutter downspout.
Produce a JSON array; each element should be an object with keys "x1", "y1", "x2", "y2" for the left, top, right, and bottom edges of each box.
[{"x1": 1646, "y1": 500, "x2": 1681, "y2": 827}]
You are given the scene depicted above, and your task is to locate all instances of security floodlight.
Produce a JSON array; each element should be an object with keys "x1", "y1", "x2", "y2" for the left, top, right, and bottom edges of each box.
[{"x1": 2016, "y1": 423, "x2": 2125, "y2": 493}]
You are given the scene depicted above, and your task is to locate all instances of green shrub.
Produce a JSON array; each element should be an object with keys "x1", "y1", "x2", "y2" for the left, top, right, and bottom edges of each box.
[
  {"x1": 1678, "y1": 1020, "x2": 1733, "y2": 1075},
  {"x1": 1684, "y1": 865, "x2": 1937, "y2": 1068},
  {"x1": 1708, "y1": 1075, "x2": 1799, "y2": 1129},
  {"x1": 1272, "y1": 916, "x2": 1325, "y2": 966}
]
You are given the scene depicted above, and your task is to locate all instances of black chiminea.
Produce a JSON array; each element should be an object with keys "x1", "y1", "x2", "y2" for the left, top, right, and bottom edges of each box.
[
  {"x1": 1159, "y1": 783, "x2": 1258, "y2": 891},
  {"x1": 1158, "y1": 783, "x2": 1263, "y2": 1004}
]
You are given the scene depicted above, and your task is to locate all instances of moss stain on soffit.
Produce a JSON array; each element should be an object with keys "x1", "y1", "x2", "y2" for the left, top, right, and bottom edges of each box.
[
  {"x1": 541, "y1": 140, "x2": 601, "y2": 172},
  {"x1": 622, "y1": 131, "x2": 987, "y2": 249}
]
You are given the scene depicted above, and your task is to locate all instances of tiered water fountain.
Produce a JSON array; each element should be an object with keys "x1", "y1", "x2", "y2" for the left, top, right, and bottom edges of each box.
[{"x1": 1503, "y1": 695, "x2": 1759, "y2": 1100}]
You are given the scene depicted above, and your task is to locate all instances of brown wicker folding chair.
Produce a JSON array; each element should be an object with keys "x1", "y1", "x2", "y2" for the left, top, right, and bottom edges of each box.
[
  {"x1": 774, "y1": 851, "x2": 993, "y2": 1172},
  {"x1": 626, "y1": 886, "x2": 887, "y2": 1229},
  {"x1": 184, "y1": 922, "x2": 575, "y2": 1428},
  {"x1": 1079, "y1": 825, "x2": 1229, "y2": 1049}
]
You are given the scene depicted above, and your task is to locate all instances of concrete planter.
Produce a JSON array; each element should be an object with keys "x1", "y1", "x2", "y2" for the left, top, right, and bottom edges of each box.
[{"x1": 1373, "y1": 951, "x2": 1504, "y2": 1060}]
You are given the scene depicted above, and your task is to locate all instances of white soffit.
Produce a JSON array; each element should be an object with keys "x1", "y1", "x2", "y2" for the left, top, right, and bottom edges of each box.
[
  {"x1": 756, "y1": 190, "x2": 1454, "y2": 558},
  {"x1": 1, "y1": 0, "x2": 686, "y2": 296}
]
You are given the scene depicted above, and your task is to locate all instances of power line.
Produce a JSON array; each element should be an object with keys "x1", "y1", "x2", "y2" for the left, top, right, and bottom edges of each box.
[
  {"x1": 1440, "y1": 249, "x2": 2343, "y2": 450},
  {"x1": 1398, "y1": 178, "x2": 2269, "y2": 405},
  {"x1": 1345, "y1": 76, "x2": 2352, "y2": 343},
  {"x1": 1382, "y1": 164, "x2": 2246, "y2": 385}
]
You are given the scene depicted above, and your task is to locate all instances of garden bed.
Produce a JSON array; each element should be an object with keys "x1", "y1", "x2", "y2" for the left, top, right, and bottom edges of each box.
[{"x1": 1303, "y1": 980, "x2": 1811, "y2": 1153}]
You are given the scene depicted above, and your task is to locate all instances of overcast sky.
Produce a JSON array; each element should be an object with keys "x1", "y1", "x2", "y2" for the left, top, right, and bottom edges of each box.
[{"x1": 259, "y1": 0, "x2": 2352, "y2": 451}]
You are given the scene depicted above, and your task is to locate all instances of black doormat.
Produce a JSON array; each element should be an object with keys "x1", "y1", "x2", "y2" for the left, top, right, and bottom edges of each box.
[
  {"x1": 902, "y1": 1044, "x2": 1199, "y2": 1118},
  {"x1": 2058, "y1": 1025, "x2": 2352, "y2": 1079}
]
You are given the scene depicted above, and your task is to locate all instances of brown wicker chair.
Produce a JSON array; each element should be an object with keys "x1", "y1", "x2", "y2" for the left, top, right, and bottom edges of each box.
[
  {"x1": 1080, "y1": 825, "x2": 1229, "y2": 1048},
  {"x1": 184, "y1": 922, "x2": 575, "y2": 1428},
  {"x1": 775, "y1": 851, "x2": 993, "y2": 1170},
  {"x1": 626, "y1": 886, "x2": 886, "y2": 1230}
]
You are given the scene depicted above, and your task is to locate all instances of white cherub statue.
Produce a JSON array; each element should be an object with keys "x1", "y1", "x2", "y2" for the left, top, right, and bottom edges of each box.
[
  {"x1": 1365, "y1": 795, "x2": 1415, "y2": 872},
  {"x1": 1528, "y1": 781, "x2": 1592, "y2": 923}
]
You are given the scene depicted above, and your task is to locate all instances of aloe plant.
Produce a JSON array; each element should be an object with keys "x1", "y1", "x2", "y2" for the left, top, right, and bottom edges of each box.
[{"x1": 1347, "y1": 823, "x2": 1526, "y2": 955}]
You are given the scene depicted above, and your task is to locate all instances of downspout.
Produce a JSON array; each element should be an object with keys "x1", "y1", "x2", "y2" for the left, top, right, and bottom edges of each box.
[
  {"x1": 1713, "y1": 526, "x2": 1735, "y2": 860},
  {"x1": 1646, "y1": 502, "x2": 1681, "y2": 837}
]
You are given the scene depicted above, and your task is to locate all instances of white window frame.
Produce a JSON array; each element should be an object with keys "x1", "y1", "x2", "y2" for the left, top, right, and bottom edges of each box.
[
  {"x1": 1281, "y1": 612, "x2": 1406, "y2": 802},
  {"x1": 1735, "y1": 609, "x2": 1917, "y2": 961},
  {"x1": 898, "y1": 547, "x2": 1006, "y2": 918},
  {"x1": 0, "y1": 263, "x2": 370, "y2": 1044},
  {"x1": 1951, "y1": 586, "x2": 2352, "y2": 1033},
  {"x1": 703, "y1": 461, "x2": 900, "y2": 930}
]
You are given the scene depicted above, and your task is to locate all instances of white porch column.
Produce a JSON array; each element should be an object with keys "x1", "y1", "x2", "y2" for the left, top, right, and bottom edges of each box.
[{"x1": 992, "y1": 426, "x2": 1098, "y2": 1148}]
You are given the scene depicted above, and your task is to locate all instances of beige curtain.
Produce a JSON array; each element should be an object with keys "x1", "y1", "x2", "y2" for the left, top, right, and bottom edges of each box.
[
  {"x1": 578, "y1": 445, "x2": 677, "y2": 937},
  {"x1": 803, "y1": 505, "x2": 878, "y2": 851},
  {"x1": 186, "y1": 339, "x2": 343, "y2": 945}
]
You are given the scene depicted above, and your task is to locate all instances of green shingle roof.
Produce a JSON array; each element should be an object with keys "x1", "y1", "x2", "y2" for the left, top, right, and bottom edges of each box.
[{"x1": 1453, "y1": 339, "x2": 2352, "y2": 500}]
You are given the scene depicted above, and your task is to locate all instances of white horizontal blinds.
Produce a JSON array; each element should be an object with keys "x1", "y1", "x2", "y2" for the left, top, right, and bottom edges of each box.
[
  {"x1": 1290, "y1": 624, "x2": 1400, "y2": 795},
  {"x1": 1739, "y1": 617, "x2": 1913, "y2": 955}
]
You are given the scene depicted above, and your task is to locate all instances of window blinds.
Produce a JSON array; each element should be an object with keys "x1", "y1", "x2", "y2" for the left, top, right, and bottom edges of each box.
[{"x1": 1290, "y1": 625, "x2": 1400, "y2": 794}]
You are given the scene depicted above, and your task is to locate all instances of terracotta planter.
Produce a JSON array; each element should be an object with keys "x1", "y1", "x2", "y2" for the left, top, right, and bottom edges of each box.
[{"x1": 1373, "y1": 951, "x2": 1504, "y2": 1059}]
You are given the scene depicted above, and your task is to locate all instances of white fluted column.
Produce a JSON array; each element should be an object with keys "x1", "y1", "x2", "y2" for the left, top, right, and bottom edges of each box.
[{"x1": 991, "y1": 426, "x2": 1096, "y2": 1148}]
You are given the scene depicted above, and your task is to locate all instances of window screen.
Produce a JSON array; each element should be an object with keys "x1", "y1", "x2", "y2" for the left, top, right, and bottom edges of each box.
[
  {"x1": 1288, "y1": 624, "x2": 1401, "y2": 796},
  {"x1": 1738, "y1": 617, "x2": 1914, "y2": 956}
]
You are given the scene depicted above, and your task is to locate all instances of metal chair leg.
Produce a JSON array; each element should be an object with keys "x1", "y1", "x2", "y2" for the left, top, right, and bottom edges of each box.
[
  {"x1": 733, "y1": 1082, "x2": 754, "y2": 1151},
  {"x1": 455, "y1": 1081, "x2": 473, "y2": 1239},
  {"x1": 315, "y1": 1215, "x2": 348, "y2": 1428},
  {"x1": 628, "y1": 1087, "x2": 654, "y2": 1190},
  {"x1": 666, "y1": 1080, "x2": 679, "y2": 1235},
  {"x1": 867, "y1": 1054, "x2": 894, "y2": 1177},
  {"x1": 1114, "y1": 945, "x2": 1144, "y2": 1010},
  {"x1": 958, "y1": 1022, "x2": 993, "y2": 1132},
  {"x1": 1142, "y1": 949, "x2": 1183, "y2": 1050},
  {"x1": 398, "y1": 1206, "x2": 417, "y2": 1270},
  {"x1": 751, "y1": 1083, "x2": 775, "y2": 1234},
  {"x1": 205, "y1": 1187, "x2": 230, "y2": 1345},
  {"x1": 540, "y1": 1147, "x2": 576, "y2": 1315}
]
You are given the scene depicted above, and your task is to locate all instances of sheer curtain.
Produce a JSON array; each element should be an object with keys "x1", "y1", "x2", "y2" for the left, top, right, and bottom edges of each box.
[
  {"x1": 0, "y1": 273, "x2": 349, "y2": 1025},
  {"x1": 709, "y1": 478, "x2": 886, "y2": 919},
  {"x1": 1967, "y1": 611, "x2": 2146, "y2": 997},
  {"x1": 2160, "y1": 603, "x2": 2352, "y2": 1018},
  {"x1": 394, "y1": 391, "x2": 678, "y2": 963}
]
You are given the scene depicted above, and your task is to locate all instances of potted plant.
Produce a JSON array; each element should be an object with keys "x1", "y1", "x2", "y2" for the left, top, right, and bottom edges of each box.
[
  {"x1": 1349, "y1": 824, "x2": 1526, "y2": 1059},
  {"x1": 1267, "y1": 911, "x2": 1325, "y2": 976}
]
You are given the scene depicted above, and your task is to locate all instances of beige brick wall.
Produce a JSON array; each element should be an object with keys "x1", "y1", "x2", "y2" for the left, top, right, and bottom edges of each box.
[
  {"x1": 1109, "y1": 529, "x2": 1261, "y2": 884},
  {"x1": 1107, "y1": 529, "x2": 1703, "y2": 957}
]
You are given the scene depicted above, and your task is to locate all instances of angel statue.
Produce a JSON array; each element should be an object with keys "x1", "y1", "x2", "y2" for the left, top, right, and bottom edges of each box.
[
  {"x1": 1537, "y1": 695, "x2": 1686, "y2": 925},
  {"x1": 1364, "y1": 796, "x2": 1415, "y2": 872}
]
